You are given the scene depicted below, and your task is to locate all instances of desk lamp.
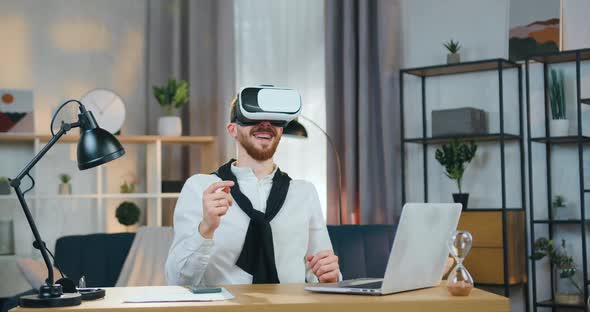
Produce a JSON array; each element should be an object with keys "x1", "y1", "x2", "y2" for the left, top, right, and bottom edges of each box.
[
  {"x1": 283, "y1": 116, "x2": 343, "y2": 224},
  {"x1": 9, "y1": 100, "x2": 125, "y2": 307}
]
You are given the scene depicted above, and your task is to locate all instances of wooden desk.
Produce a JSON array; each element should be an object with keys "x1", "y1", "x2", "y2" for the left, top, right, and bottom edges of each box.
[{"x1": 12, "y1": 282, "x2": 509, "y2": 312}]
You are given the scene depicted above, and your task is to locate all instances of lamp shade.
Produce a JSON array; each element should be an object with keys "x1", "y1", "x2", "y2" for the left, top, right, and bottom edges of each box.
[
  {"x1": 77, "y1": 127, "x2": 125, "y2": 170},
  {"x1": 283, "y1": 119, "x2": 308, "y2": 138}
]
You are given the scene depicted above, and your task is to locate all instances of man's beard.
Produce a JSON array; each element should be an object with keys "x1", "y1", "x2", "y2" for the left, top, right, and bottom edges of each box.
[{"x1": 237, "y1": 126, "x2": 281, "y2": 161}]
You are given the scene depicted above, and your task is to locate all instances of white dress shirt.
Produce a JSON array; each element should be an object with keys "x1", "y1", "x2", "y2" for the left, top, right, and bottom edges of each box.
[{"x1": 165, "y1": 164, "x2": 334, "y2": 286}]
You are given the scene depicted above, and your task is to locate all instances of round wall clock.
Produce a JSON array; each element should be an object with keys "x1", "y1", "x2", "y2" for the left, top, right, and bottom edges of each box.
[{"x1": 80, "y1": 89, "x2": 126, "y2": 134}]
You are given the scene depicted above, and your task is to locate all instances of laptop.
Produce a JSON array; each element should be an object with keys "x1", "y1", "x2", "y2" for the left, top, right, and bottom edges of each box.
[{"x1": 305, "y1": 203, "x2": 462, "y2": 295}]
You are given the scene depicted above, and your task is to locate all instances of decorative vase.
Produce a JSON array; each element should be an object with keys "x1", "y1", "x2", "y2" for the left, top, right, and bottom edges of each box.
[
  {"x1": 58, "y1": 183, "x2": 71, "y2": 195},
  {"x1": 550, "y1": 119, "x2": 569, "y2": 137},
  {"x1": 0, "y1": 182, "x2": 10, "y2": 195},
  {"x1": 158, "y1": 116, "x2": 182, "y2": 136},
  {"x1": 447, "y1": 53, "x2": 460, "y2": 64},
  {"x1": 452, "y1": 193, "x2": 469, "y2": 210}
]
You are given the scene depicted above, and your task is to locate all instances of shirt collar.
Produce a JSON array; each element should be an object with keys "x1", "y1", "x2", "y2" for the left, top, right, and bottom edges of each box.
[{"x1": 230, "y1": 162, "x2": 278, "y2": 182}]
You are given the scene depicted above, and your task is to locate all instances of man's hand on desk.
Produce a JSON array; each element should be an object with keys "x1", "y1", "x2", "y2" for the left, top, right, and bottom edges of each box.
[
  {"x1": 307, "y1": 250, "x2": 340, "y2": 283},
  {"x1": 199, "y1": 181, "x2": 235, "y2": 239}
]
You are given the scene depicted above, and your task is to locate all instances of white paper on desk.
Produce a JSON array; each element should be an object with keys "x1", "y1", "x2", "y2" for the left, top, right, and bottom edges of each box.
[{"x1": 123, "y1": 286, "x2": 234, "y2": 303}]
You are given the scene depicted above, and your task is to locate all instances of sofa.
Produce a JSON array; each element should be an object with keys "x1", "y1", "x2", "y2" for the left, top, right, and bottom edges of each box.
[{"x1": 2, "y1": 225, "x2": 397, "y2": 312}]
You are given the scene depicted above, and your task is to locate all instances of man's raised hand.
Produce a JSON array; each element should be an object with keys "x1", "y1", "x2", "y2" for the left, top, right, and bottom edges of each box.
[{"x1": 199, "y1": 181, "x2": 234, "y2": 239}]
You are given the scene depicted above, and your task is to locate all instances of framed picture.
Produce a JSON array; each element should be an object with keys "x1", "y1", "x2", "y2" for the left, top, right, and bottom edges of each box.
[
  {"x1": 509, "y1": 0, "x2": 561, "y2": 61},
  {"x1": 0, "y1": 89, "x2": 34, "y2": 133}
]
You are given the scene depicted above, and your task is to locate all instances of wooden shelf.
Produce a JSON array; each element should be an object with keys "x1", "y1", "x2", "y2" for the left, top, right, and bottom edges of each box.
[
  {"x1": 401, "y1": 58, "x2": 519, "y2": 77},
  {"x1": 528, "y1": 48, "x2": 590, "y2": 64},
  {"x1": 0, "y1": 133, "x2": 215, "y2": 145},
  {"x1": 537, "y1": 300, "x2": 586, "y2": 310},
  {"x1": 404, "y1": 133, "x2": 521, "y2": 144},
  {"x1": 0, "y1": 193, "x2": 181, "y2": 200},
  {"x1": 463, "y1": 208, "x2": 524, "y2": 211},
  {"x1": 533, "y1": 219, "x2": 589, "y2": 224},
  {"x1": 530, "y1": 136, "x2": 590, "y2": 144}
]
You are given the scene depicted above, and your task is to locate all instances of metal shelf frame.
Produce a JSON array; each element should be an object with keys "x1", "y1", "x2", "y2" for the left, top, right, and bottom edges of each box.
[
  {"x1": 525, "y1": 48, "x2": 590, "y2": 312},
  {"x1": 399, "y1": 58, "x2": 527, "y2": 311}
]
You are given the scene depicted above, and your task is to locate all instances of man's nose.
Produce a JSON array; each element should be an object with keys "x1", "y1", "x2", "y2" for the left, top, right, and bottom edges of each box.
[{"x1": 258, "y1": 121, "x2": 272, "y2": 127}]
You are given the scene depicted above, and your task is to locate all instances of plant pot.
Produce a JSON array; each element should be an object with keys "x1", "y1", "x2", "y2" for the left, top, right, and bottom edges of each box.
[
  {"x1": 158, "y1": 116, "x2": 182, "y2": 136},
  {"x1": 0, "y1": 182, "x2": 10, "y2": 195},
  {"x1": 550, "y1": 119, "x2": 569, "y2": 137},
  {"x1": 553, "y1": 267, "x2": 584, "y2": 306},
  {"x1": 58, "y1": 183, "x2": 71, "y2": 195},
  {"x1": 452, "y1": 193, "x2": 469, "y2": 210},
  {"x1": 447, "y1": 53, "x2": 460, "y2": 64},
  {"x1": 555, "y1": 293, "x2": 584, "y2": 305},
  {"x1": 553, "y1": 206, "x2": 568, "y2": 220}
]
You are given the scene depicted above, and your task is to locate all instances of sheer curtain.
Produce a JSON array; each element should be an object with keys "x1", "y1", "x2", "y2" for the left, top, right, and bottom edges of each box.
[{"x1": 234, "y1": 0, "x2": 328, "y2": 219}]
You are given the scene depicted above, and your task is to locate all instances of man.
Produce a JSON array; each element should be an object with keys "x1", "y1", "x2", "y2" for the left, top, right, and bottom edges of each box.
[{"x1": 166, "y1": 96, "x2": 339, "y2": 286}]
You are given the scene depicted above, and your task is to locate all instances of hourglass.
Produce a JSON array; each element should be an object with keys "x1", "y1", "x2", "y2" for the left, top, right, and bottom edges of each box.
[{"x1": 447, "y1": 230, "x2": 474, "y2": 296}]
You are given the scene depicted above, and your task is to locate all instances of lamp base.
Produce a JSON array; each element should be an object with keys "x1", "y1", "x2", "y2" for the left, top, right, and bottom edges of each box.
[{"x1": 19, "y1": 293, "x2": 82, "y2": 308}]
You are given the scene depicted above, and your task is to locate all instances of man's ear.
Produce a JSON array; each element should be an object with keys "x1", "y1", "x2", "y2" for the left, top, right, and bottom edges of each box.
[{"x1": 226, "y1": 123, "x2": 238, "y2": 139}]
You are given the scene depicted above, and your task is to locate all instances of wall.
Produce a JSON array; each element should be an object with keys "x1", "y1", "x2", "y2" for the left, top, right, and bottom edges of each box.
[
  {"x1": 234, "y1": 0, "x2": 327, "y2": 219},
  {"x1": 400, "y1": 0, "x2": 590, "y2": 311},
  {"x1": 0, "y1": 0, "x2": 148, "y2": 289},
  {"x1": 562, "y1": 0, "x2": 590, "y2": 50}
]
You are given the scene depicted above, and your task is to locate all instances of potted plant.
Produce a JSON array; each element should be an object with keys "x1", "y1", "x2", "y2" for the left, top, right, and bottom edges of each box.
[
  {"x1": 120, "y1": 172, "x2": 137, "y2": 194},
  {"x1": 0, "y1": 177, "x2": 11, "y2": 195},
  {"x1": 444, "y1": 39, "x2": 461, "y2": 64},
  {"x1": 532, "y1": 237, "x2": 584, "y2": 305},
  {"x1": 552, "y1": 195, "x2": 567, "y2": 220},
  {"x1": 435, "y1": 140, "x2": 477, "y2": 210},
  {"x1": 549, "y1": 69, "x2": 568, "y2": 136},
  {"x1": 58, "y1": 174, "x2": 72, "y2": 195},
  {"x1": 120, "y1": 181, "x2": 136, "y2": 194},
  {"x1": 153, "y1": 78, "x2": 189, "y2": 136},
  {"x1": 115, "y1": 201, "x2": 141, "y2": 232}
]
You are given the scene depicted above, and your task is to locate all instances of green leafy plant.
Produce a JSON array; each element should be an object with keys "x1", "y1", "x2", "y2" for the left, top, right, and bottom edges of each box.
[
  {"x1": 0, "y1": 177, "x2": 8, "y2": 184},
  {"x1": 435, "y1": 141, "x2": 477, "y2": 193},
  {"x1": 549, "y1": 69, "x2": 566, "y2": 120},
  {"x1": 552, "y1": 195, "x2": 566, "y2": 209},
  {"x1": 120, "y1": 181, "x2": 136, "y2": 194},
  {"x1": 443, "y1": 39, "x2": 461, "y2": 54},
  {"x1": 531, "y1": 237, "x2": 583, "y2": 295},
  {"x1": 59, "y1": 174, "x2": 71, "y2": 184},
  {"x1": 115, "y1": 201, "x2": 141, "y2": 228},
  {"x1": 153, "y1": 78, "x2": 189, "y2": 116}
]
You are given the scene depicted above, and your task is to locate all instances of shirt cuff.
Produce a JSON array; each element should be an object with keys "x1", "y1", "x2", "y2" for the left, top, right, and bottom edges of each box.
[{"x1": 183, "y1": 230, "x2": 214, "y2": 255}]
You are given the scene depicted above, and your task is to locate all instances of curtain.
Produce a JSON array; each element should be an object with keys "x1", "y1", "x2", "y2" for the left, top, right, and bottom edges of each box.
[
  {"x1": 147, "y1": 0, "x2": 235, "y2": 176},
  {"x1": 324, "y1": 0, "x2": 402, "y2": 224},
  {"x1": 234, "y1": 0, "x2": 328, "y2": 220},
  {"x1": 147, "y1": 0, "x2": 235, "y2": 225}
]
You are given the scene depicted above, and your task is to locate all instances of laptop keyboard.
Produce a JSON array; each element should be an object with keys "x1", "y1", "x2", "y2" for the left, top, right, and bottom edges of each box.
[{"x1": 345, "y1": 281, "x2": 383, "y2": 289}]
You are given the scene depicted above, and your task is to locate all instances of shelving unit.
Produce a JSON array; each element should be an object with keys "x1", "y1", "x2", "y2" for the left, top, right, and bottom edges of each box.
[
  {"x1": 0, "y1": 133, "x2": 217, "y2": 257},
  {"x1": 400, "y1": 58, "x2": 527, "y2": 310},
  {"x1": 526, "y1": 48, "x2": 590, "y2": 311}
]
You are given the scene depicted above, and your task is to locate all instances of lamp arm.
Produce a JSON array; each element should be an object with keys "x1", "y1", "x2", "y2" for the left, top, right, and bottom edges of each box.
[
  {"x1": 298, "y1": 115, "x2": 344, "y2": 224},
  {"x1": 10, "y1": 122, "x2": 80, "y2": 287}
]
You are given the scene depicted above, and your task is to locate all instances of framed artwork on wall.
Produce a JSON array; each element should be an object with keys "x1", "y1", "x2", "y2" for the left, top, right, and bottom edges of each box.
[
  {"x1": 509, "y1": 0, "x2": 561, "y2": 61},
  {"x1": 0, "y1": 89, "x2": 34, "y2": 133}
]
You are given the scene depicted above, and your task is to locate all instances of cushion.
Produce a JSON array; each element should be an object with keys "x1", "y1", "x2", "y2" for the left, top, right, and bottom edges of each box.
[
  {"x1": 16, "y1": 258, "x2": 62, "y2": 290},
  {"x1": 116, "y1": 227, "x2": 174, "y2": 286},
  {"x1": 53, "y1": 232, "x2": 135, "y2": 287}
]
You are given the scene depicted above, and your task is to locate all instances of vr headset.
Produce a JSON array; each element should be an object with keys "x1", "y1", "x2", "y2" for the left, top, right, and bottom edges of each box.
[{"x1": 231, "y1": 86, "x2": 302, "y2": 127}]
